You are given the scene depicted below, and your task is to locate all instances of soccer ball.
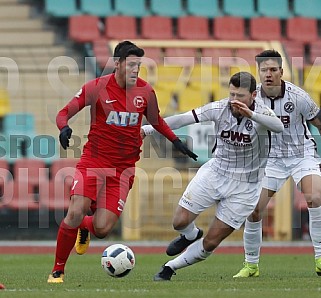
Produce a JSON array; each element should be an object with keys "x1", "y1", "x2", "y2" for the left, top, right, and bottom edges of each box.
[{"x1": 101, "y1": 244, "x2": 135, "y2": 278}]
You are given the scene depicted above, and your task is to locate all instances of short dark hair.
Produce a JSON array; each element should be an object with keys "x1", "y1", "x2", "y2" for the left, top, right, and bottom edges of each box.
[
  {"x1": 255, "y1": 49, "x2": 282, "y2": 68},
  {"x1": 113, "y1": 40, "x2": 144, "y2": 62},
  {"x1": 229, "y1": 72, "x2": 256, "y2": 93}
]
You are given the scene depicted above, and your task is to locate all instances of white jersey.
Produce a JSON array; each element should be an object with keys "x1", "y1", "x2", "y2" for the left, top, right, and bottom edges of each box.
[
  {"x1": 256, "y1": 80, "x2": 320, "y2": 158},
  {"x1": 193, "y1": 98, "x2": 277, "y2": 183}
]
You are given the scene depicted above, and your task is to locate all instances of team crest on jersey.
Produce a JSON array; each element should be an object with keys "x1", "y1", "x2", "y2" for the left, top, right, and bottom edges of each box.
[
  {"x1": 284, "y1": 102, "x2": 294, "y2": 113},
  {"x1": 245, "y1": 120, "x2": 253, "y2": 131},
  {"x1": 133, "y1": 96, "x2": 144, "y2": 108}
]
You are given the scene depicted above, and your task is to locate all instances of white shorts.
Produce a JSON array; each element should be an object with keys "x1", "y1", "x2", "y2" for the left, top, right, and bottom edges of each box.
[
  {"x1": 179, "y1": 163, "x2": 262, "y2": 230},
  {"x1": 262, "y1": 156, "x2": 321, "y2": 192}
]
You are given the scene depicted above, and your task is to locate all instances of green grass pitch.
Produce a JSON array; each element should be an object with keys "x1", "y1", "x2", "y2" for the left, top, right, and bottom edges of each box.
[{"x1": 0, "y1": 253, "x2": 321, "y2": 297}]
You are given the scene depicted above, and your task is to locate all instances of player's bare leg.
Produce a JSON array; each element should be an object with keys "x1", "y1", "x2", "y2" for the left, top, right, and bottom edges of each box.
[
  {"x1": 48, "y1": 195, "x2": 91, "y2": 283},
  {"x1": 166, "y1": 206, "x2": 203, "y2": 256},
  {"x1": 234, "y1": 188, "x2": 275, "y2": 278},
  {"x1": 155, "y1": 217, "x2": 234, "y2": 281},
  {"x1": 92, "y1": 208, "x2": 119, "y2": 238},
  {"x1": 300, "y1": 174, "x2": 321, "y2": 275}
]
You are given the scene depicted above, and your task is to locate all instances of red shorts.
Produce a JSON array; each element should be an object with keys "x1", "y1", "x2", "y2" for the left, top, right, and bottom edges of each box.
[{"x1": 70, "y1": 165, "x2": 135, "y2": 217}]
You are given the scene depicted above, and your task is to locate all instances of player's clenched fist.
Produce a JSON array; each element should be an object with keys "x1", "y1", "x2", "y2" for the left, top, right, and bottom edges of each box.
[
  {"x1": 59, "y1": 126, "x2": 72, "y2": 149},
  {"x1": 172, "y1": 138, "x2": 198, "y2": 161}
]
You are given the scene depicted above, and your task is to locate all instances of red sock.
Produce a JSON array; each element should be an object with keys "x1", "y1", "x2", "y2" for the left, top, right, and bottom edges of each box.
[
  {"x1": 78, "y1": 215, "x2": 96, "y2": 236},
  {"x1": 52, "y1": 220, "x2": 78, "y2": 273}
]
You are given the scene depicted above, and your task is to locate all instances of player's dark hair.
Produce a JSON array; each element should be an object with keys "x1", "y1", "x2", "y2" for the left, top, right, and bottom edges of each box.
[
  {"x1": 113, "y1": 40, "x2": 144, "y2": 62},
  {"x1": 255, "y1": 49, "x2": 282, "y2": 68},
  {"x1": 229, "y1": 72, "x2": 256, "y2": 93}
]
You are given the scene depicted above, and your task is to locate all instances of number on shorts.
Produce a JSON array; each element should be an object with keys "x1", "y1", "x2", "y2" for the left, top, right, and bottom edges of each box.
[{"x1": 72, "y1": 180, "x2": 78, "y2": 190}]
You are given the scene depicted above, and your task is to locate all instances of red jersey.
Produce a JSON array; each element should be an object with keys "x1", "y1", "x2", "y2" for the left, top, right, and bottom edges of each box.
[{"x1": 56, "y1": 73, "x2": 177, "y2": 168}]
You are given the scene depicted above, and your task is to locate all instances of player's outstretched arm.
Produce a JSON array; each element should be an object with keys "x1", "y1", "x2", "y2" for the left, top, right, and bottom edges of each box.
[
  {"x1": 142, "y1": 111, "x2": 196, "y2": 136},
  {"x1": 56, "y1": 83, "x2": 91, "y2": 149},
  {"x1": 144, "y1": 111, "x2": 198, "y2": 161},
  {"x1": 230, "y1": 100, "x2": 283, "y2": 133},
  {"x1": 251, "y1": 112, "x2": 284, "y2": 133}
]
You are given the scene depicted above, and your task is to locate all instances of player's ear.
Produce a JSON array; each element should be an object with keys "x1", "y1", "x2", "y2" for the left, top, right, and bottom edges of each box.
[
  {"x1": 280, "y1": 67, "x2": 283, "y2": 77},
  {"x1": 251, "y1": 90, "x2": 257, "y2": 99}
]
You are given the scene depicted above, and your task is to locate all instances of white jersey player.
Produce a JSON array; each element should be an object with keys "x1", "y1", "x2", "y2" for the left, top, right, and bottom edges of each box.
[
  {"x1": 142, "y1": 72, "x2": 284, "y2": 281},
  {"x1": 234, "y1": 50, "x2": 321, "y2": 278},
  {"x1": 257, "y1": 80, "x2": 319, "y2": 158}
]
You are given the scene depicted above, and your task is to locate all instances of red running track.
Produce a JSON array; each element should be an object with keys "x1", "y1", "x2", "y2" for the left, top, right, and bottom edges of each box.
[{"x1": 0, "y1": 245, "x2": 314, "y2": 254}]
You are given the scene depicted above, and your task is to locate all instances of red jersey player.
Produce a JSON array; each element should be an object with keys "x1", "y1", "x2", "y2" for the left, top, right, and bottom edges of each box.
[{"x1": 48, "y1": 41, "x2": 197, "y2": 283}]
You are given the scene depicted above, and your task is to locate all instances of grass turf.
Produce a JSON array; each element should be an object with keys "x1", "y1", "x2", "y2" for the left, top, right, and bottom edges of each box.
[{"x1": 0, "y1": 253, "x2": 320, "y2": 297}]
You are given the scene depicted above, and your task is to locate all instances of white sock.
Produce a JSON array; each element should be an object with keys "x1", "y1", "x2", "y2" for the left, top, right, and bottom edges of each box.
[
  {"x1": 166, "y1": 238, "x2": 211, "y2": 270},
  {"x1": 308, "y1": 206, "x2": 321, "y2": 259},
  {"x1": 243, "y1": 219, "x2": 262, "y2": 264},
  {"x1": 176, "y1": 222, "x2": 199, "y2": 241}
]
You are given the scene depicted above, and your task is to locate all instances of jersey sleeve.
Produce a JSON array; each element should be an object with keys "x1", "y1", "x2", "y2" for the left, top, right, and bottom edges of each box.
[
  {"x1": 252, "y1": 104, "x2": 284, "y2": 133},
  {"x1": 193, "y1": 102, "x2": 220, "y2": 123},
  {"x1": 142, "y1": 111, "x2": 198, "y2": 136},
  {"x1": 299, "y1": 92, "x2": 320, "y2": 121},
  {"x1": 144, "y1": 89, "x2": 177, "y2": 142},
  {"x1": 56, "y1": 80, "x2": 96, "y2": 130}
]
